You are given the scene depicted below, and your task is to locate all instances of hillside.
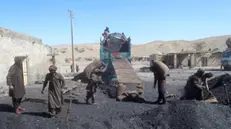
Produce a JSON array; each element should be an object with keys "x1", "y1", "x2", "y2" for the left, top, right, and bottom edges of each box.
[{"x1": 52, "y1": 35, "x2": 231, "y2": 61}]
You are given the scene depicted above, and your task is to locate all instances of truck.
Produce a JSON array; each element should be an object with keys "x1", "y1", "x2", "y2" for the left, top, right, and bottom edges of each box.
[
  {"x1": 221, "y1": 49, "x2": 231, "y2": 70},
  {"x1": 100, "y1": 32, "x2": 132, "y2": 86},
  {"x1": 100, "y1": 31, "x2": 143, "y2": 99},
  {"x1": 221, "y1": 38, "x2": 231, "y2": 70}
]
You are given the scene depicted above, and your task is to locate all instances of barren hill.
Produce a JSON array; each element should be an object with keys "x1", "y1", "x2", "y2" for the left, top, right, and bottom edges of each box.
[{"x1": 52, "y1": 35, "x2": 231, "y2": 61}]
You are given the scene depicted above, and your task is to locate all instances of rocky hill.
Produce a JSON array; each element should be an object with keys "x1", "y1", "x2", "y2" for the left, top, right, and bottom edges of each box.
[{"x1": 52, "y1": 35, "x2": 231, "y2": 62}]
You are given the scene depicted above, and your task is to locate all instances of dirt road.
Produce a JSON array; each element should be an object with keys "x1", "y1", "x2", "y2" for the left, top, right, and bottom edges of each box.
[{"x1": 0, "y1": 69, "x2": 231, "y2": 129}]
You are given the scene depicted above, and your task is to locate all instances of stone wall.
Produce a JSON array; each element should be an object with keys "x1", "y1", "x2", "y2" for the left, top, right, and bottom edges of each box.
[{"x1": 0, "y1": 27, "x2": 52, "y2": 89}]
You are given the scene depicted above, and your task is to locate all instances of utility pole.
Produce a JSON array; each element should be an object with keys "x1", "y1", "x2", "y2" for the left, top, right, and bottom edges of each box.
[
  {"x1": 68, "y1": 9, "x2": 75, "y2": 72},
  {"x1": 47, "y1": 48, "x2": 59, "y2": 65}
]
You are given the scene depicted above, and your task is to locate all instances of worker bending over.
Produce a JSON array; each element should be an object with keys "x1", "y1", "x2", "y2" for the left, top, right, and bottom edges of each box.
[{"x1": 149, "y1": 60, "x2": 170, "y2": 104}]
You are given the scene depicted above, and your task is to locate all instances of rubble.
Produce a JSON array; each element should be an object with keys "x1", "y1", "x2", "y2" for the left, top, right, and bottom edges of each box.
[{"x1": 207, "y1": 73, "x2": 231, "y2": 105}]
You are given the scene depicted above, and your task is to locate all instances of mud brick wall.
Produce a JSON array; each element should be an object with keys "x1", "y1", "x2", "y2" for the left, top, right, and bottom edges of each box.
[{"x1": 0, "y1": 27, "x2": 52, "y2": 89}]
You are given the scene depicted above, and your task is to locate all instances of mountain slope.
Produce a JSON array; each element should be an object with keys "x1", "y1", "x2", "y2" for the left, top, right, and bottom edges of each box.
[{"x1": 53, "y1": 35, "x2": 231, "y2": 60}]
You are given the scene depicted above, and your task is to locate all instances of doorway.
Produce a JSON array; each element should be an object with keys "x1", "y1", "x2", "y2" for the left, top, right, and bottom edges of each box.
[
  {"x1": 15, "y1": 56, "x2": 29, "y2": 86},
  {"x1": 201, "y1": 57, "x2": 208, "y2": 67}
]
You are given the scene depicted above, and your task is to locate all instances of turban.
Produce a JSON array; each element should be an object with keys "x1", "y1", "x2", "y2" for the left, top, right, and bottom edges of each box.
[
  {"x1": 196, "y1": 68, "x2": 205, "y2": 75},
  {"x1": 49, "y1": 65, "x2": 57, "y2": 71},
  {"x1": 14, "y1": 57, "x2": 22, "y2": 63}
]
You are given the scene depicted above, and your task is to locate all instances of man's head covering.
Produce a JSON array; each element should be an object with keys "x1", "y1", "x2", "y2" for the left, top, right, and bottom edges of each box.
[
  {"x1": 49, "y1": 65, "x2": 57, "y2": 71},
  {"x1": 104, "y1": 27, "x2": 110, "y2": 33},
  {"x1": 195, "y1": 68, "x2": 205, "y2": 77},
  {"x1": 14, "y1": 57, "x2": 22, "y2": 63},
  {"x1": 226, "y1": 37, "x2": 231, "y2": 47}
]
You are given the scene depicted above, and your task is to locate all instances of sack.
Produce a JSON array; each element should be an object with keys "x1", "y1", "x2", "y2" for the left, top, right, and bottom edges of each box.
[
  {"x1": 152, "y1": 61, "x2": 170, "y2": 77},
  {"x1": 84, "y1": 60, "x2": 103, "y2": 79}
]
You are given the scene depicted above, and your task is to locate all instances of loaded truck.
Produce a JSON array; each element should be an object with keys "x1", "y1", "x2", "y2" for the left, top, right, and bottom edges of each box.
[
  {"x1": 100, "y1": 30, "x2": 143, "y2": 99},
  {"x1": 100, "y1": 32, "x2": 131, "y2": 85}
]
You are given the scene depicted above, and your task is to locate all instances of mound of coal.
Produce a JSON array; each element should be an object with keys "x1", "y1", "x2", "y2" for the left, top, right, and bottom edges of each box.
[
  {"x1": 207, "y1": 74, "x2": 231, "y2": 104},
  {"x1": 128, "y1": 100, "x2": 231, "y2": 129}
]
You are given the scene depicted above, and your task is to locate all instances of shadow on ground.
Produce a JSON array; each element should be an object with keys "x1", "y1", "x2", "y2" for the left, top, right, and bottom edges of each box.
[
  {"x1": 117, "y1": 97, "x2": 156, "y2": 104},
  {"x1": 64, "y1": 99, "x2": 88, "y2": 105},
  {"x1": 22, "y1": 98, "x2": 47, "y2": 104},
  {"x1": 22, "y1": 112, "x2": 52, "y2": 118},
  {"x1": 204, "y1": 69, "x2": 224, "y2": 71},
  {"x1": 0, "y1": 104, "x2": 14, "y2": 113}
]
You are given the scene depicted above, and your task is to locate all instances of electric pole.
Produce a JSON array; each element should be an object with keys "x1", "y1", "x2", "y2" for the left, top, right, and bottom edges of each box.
[
  {"x1": 47, "y1": 48, "x2": 59, "y2": 65},
  {"x1": 68, "y1": 9, "x2": 75, "y2": 72}
]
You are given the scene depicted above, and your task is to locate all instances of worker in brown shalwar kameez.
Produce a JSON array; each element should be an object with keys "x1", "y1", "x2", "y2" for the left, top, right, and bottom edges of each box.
[
  {"x1": 41, "y1": 65, "x2": 65, "y2": 116},
  {"x1": 149, "y1": 60, "x2": 169, "y2": 104},
  {"x1": 84, "y1": 60, "x2": 106, "y2": 104},
  {"x1": 6, "y1": 57, "x2": 26, "y2": 114}
]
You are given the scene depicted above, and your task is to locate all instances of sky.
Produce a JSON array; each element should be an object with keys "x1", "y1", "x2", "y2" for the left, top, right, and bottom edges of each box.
[{"x1": 1, "y1": 0, "x2": 231, "y2": 45}]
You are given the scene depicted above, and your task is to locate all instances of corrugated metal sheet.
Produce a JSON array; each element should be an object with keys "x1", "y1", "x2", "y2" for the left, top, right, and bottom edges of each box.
[{"x1": 112, "y1": 59, "x2": 142, "y2": 84}]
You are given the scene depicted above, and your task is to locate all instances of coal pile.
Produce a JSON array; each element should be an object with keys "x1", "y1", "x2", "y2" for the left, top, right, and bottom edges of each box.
[
  {"x1": 207, "y1": 73, "x2": 231, "y2": 105},
  {"x1": 128, "y1": 100, "x2": 231, "y2": 129}
]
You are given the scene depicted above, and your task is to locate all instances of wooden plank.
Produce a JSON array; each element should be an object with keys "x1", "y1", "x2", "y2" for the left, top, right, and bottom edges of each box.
[
  {"x1": 22, "y1": 58, "x2": 28, "y2": 86},
  {"x1": 112, "y1": 59, "x2": 142, "y2": 84}
]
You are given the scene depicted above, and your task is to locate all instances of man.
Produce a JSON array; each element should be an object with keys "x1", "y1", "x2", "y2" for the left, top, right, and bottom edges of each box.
[
  {"x1": 6, "y1": 57, "x2": 26, "y2": 114},
  {"x1": 104, "y1": 27, "x2": 110, "y2": 36},
  {"x1": 181, "y1": 69, "x2": 205, "y2": 100},
  {"x1": 84, "y1": 60, "x2": 106, "y2": 104},
  {"x1": 70, "y1": 64, "x2": 74, "y2": 72},
  {"x1": 201, "y1": 72, "x2": 214, "y2": 98},
  {"x1": 149, "y1": 60, "x2": 169, "y2": 104},
  {"x1": 201, "y1": 72, "x2": 213, "y2": 90},
  {"x1": 76, "y1": 64, "x2": 79, "y2": 72},
  {"x1": 41, "y1": 65, "x2": 65, "y2": 116}
]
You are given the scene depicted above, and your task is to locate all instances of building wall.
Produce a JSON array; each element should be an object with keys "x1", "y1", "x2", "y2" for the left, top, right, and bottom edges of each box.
[
  {"x1": 207, "y1": 52, "x2": 222, "y2": 66},
  {"x1": 194, "y1": 52, "x2": 222, "y2": 67},
  {"x1": 0, "y1": 27, "x2": 52, "y2": 88},
  {"x1": 177, "y1": 54, "x2": 189, "y2": 67}
]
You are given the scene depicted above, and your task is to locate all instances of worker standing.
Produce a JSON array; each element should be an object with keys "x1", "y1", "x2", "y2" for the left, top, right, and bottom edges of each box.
[
  {"x1": 41, "y1": 65, "x2": 65, "y2": 116},
  {"x1": 6, "y1": 57, "x2": 26, "y2": 114}
]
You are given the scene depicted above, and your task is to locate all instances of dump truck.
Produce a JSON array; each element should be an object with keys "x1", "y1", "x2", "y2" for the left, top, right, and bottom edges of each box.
[{"x1": 100, "y1": 31, "x2": 144, "y2": 101}]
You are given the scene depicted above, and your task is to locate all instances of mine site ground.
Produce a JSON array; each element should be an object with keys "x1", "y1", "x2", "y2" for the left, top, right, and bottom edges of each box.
[{"x1": 1, "y1": 68, "x2": 231, "y2": 129}]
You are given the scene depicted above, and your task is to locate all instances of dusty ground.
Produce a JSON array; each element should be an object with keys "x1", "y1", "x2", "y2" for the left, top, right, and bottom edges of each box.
[{"x1": 1, "y1": 68, "x2": 231, "y2": 129}]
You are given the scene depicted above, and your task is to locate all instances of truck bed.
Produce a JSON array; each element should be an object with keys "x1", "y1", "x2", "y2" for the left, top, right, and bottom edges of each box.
[{"x1": 112, "y1": 59, "x2": 142, "y2": 84}]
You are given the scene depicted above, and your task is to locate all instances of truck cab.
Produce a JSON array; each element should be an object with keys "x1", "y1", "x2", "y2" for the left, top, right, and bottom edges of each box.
[{"x1": 221, "y1": 49, "x2": 231, "y2": 70}]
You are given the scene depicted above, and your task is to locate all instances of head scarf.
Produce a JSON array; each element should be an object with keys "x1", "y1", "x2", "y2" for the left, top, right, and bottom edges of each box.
[
  {"x1": 14, "y1": 57, "x2": 22, "y2": 63},
  {"x1": 49, "y1": 65, "x2": 57, "y2": 71},
  {"x1": 195, "y1": 68, "x2": 205, "y2": 77}
]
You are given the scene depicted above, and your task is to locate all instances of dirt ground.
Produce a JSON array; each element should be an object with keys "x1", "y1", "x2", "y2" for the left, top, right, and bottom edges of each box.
[{"x1": 1, "y1": 68, "x2": 231, "y2": 129}]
